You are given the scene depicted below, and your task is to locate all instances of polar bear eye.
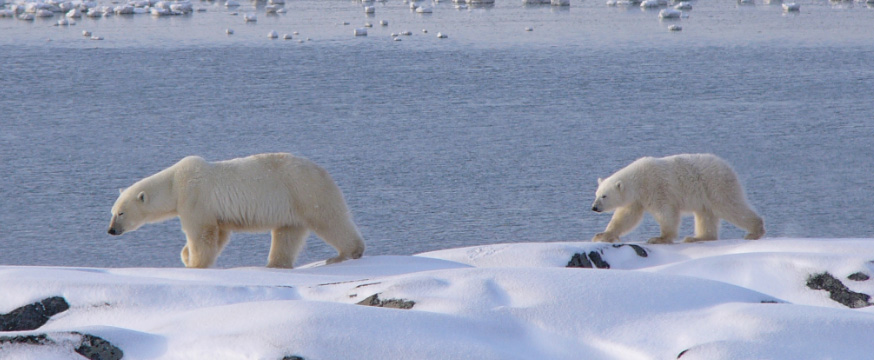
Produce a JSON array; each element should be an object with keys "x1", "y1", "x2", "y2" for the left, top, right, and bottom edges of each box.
[
  {"x1": 601, "y1": 195, "x2": 607, "y2": 199},
  {"x1": 118, "y1": 212, "x2": 125, "y2": 217}
]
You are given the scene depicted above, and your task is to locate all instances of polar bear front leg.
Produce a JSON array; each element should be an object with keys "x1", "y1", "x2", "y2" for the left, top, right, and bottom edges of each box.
[
  {"x1": 593, "y1": 204, "x2": 644, "y2": 243},
  {"x1": 181, "y1": 225, "x2": 223, "y2": 268},
  {"x1": 649, "y1": 208, "x2": 680, "y2": 244}
]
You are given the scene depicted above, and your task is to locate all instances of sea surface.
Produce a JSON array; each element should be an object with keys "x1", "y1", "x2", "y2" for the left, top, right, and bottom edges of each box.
[{"x1": 1, "y1": 0, "x2": 873, "y2": 267}]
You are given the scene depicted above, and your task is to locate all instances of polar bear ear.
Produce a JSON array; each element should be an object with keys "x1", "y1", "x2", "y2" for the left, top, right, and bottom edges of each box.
[
  {"x1": 615, "y1": 181, "x2": 622, "y2": 191},
  {"x1": 597, "y1": 178, "x2": 603, "y2": 185},
  {"x1": 118, "y1": 188, "x2": 125, "y2": 195},
  {"x1": 137, "y1": 191, "x2": 147, "y2": 203}
]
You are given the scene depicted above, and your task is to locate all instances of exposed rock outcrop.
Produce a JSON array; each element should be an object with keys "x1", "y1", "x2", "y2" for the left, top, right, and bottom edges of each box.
[
  {"x1": 0, "y1": 296, "x2": 70, "y2": 332},
  {"x1": 806, "y1": 272, "x2": 871, "y2": 309}
]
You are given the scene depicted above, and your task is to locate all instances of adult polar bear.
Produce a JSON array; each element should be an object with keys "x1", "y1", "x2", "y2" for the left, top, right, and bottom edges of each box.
[
  {"x1": 108, "y1": 153, "x2": 365, "y2": 268},
  {"x1": 591, "y1": 153, "x2": 764, "y2": 244}
]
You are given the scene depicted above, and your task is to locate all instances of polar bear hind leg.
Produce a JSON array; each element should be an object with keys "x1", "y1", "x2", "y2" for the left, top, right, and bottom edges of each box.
[
  {"x1": 684, "y1": 209, "x2": 719, "y2": 243},
  {"x1": 311, "y1": 219, "x2": 365, "y2": 265},
  {"x1": 716, "y1": 198, "x2": 765, "y2": 240},
  {"x1": 267, "y1": 225, "x2": 309, "y2": 269}
]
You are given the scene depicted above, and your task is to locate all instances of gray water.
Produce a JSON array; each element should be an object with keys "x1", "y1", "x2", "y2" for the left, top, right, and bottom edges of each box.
[{"x1": 1, "y1": 0, "x2": 873, "y2": 268}]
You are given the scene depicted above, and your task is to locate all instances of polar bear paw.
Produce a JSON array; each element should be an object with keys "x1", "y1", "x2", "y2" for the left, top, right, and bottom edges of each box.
[
  {"x1": 647, "y1": 236, "x2": 674, "y2": 244},
  {"x1": 683, "y1": 236, "x2": 717, "y2": 243},
  {"x1": 592, "y1": 232, "x2": 620, "y2": 243}
]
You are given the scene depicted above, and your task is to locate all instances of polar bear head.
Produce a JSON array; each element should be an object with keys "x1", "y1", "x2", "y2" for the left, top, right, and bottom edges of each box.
[
  {"x1": 591, "y1": 177, "x2": 631, "y2": 213},
  {"x1": 107, "y1": 188, "x2": 152, "y2": 236},
  {"x1": 108, "y1": 172, "x2": 177, "y2": 236}
]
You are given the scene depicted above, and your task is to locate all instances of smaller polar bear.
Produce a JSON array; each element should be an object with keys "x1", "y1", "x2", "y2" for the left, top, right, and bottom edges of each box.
[
  {"x1": 108, "y1": 153, "x2": 365, "y2": 268},
  {"x1": 590, "y1": 153, "x2": 764, "y2": 244}
]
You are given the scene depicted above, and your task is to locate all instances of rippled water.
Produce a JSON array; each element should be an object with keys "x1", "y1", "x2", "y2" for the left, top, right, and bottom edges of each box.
[{"x1": 1, "y1": 0, "x2": 873, "y2": 267}]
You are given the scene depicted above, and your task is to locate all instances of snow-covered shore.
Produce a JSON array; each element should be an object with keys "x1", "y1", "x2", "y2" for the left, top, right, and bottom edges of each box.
[{"x1": 2, "y1": 238, "x2": 873, "y2": 359}]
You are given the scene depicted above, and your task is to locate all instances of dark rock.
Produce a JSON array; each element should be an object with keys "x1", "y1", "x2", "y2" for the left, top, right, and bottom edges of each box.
[
  {"x1": 566, "y1": 251, "x2": 611, "y2": 269},
  {"x1": 0, "y1": 334, "x2": 51, "y2": 346},
  {"x1": 848, "y1": 272, "x2": 870, "y2": 281},
  {"x1": 357, "y1": 294, "x2": 415, "y2": 310},
  {"x1": 566, "y1": 253, "x2": 592, "y2": 268},
  {"x1": 0, "y1": 296, "x2": 70, "y2": 332},
  {"x1": 588, "y1": 251, "x2": 610, "y2": 269},
  {"x1": 612, "y1": 244, "x2": 648, "y2": 257},
  {"x1": 0, "y1": 332, "x2": 123, "y2": 360},
  {"x1": 627, "y1": 244, "x2": 648, "y2": 258},
  {"x1": 74, "y1": 333, "x2": 124, "y2": 360},
  {"x1": 806, "y1": 272, "x2": 871, "y2": 308}
]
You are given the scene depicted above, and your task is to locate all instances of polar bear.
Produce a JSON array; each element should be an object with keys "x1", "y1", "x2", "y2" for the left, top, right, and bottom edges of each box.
[
  {"x1": 107, "y1": 153, "x2": 365, "y2": 268},
  {"x1": 590, "y1": 153, "x2": 764, "y2": 244}
]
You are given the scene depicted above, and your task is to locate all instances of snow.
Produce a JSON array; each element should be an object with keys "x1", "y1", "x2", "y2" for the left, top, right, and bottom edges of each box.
[{"x1": 2, "y1": 238, "x2": 874, "y2": 359}]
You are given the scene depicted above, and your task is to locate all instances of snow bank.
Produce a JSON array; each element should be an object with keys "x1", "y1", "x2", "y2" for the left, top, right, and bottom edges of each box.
[{"x1": 1, "y1": 238, "x2": 873, "y2": 359}]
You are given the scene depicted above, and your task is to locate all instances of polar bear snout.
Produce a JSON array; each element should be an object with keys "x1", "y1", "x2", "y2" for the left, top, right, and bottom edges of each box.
[
  {"x1": 591, "y1": 200, "x2": 603, "y2": 213},
  {"x1": 107, "y1": 216, "x2": 124, "y2": 236}
]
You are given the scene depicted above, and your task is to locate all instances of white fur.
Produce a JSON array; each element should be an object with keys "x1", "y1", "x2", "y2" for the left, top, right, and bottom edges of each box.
[
  {"x1": 109, "y1": 153, "x2": 365, "y2": 268},
  {"x1": 590, "y1": 153, "x2": 764, "y2": 244}
]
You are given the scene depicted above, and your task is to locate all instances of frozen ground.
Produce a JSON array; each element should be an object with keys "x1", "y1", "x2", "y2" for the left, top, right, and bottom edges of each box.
[{"x1": 1, "y1": 238, "x2": 873, "y2": 359}]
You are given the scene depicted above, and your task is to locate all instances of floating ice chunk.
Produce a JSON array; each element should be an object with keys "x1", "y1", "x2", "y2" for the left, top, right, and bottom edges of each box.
[
  {"x1": 400, "y1": 30, "x2": 412, "y2": 35},
  {"x1": 268, "y1": 0, "x2": 284, "y2": 4},
  {"x1": 225, "y1": 28, "x2": 234, "y2": 34},
  {"x1": 782, "y1": 2, "x2": 799, "y2": 11},
  {"x1": 114, "y1": 5, "x2": 134, "y2": 14},
  {"x1": 551, "y1": 0, "x2": 569, "y2": 6},
  {"x1": 265, "y1": 4, "x2": 278, "y2": 13},
  {"x1": 282, "y1": 33, "x2": 291, "y2": 39},
  {"x1": 524, "y1": 26, "x2": 533, "y2": 31},
  {"x1": 379, "y1": 19, "x2": 387, "y2": 25},
  {"x1": 267, "y1": 30, "x2": 278, "y2": 38},
  {"x1": 668, "y1": 24, "x2": 682, "y2": 31},
  {"x1": 658, "y1": 8, "x2": 681, "y2": 18},
  {"x1": 243, "y1": 13, "x2": 256, "y2": 21},
  {"x1": 55, "y1": 17, "x2": 69, "y2": 25},
  {"x1": 225, "y1": 0, "x2": 239, "y2": 6},
  {"x1": 422, "y1": 28, "x2": 427, "y2": 33},
  {"x1": 276, "y1": 7, "x2": 285, "y2": 13},
  {"x1": 150, "y1": 7, "x2": 168, "y2": 15},
  {"x1": 292, "y1": 31, "x2": 299, "y2": 35},
  {"x1": 416, "y1": 6, "x2": 432, "y2": 12},
  {"x1": 172, "y1": 2, "x2": 192, "y2": 13},
  {"x1": 409, "y1": 2, "x2": 417, "y2": 9},
  {"x1": 353, "y1": 27, "x2": 367, "y2": 36},
  {"x1": 640, "y1": 0, "x2": 661, "y2": 7},
  {"x1": 35, "y1": 9, "x2": 54, "y2": 17},
  {"x1": 364, "y1": 5, "x2": 375, "y2": 13},
  {"x1": 91, "y1": 35, "x2": 103, "y2": 40},
  {"x1": 673, "y1": 1, "x2": 691, "y2": 9},
  {"x1": 0, "y1": 9, "x2": 14, "y2": 17},
  {"x1": 132, "y1": 7, "x2": 148, "y2": 13},
  {"x1": 454, "y1": 3, "x2": 467, "y2": 8},
  {"x1": 82, "y1": 29, "x2": 91, "y2": 36},
  {"x1": 18, "y1": 12, "x2": 34, "y2": 19},
  {"x1": 436, "y1": 32, "x2": 447, "y2": 38},
  {"x1": 393, "y1": 37, "x2": 401, "y2": 41}
]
